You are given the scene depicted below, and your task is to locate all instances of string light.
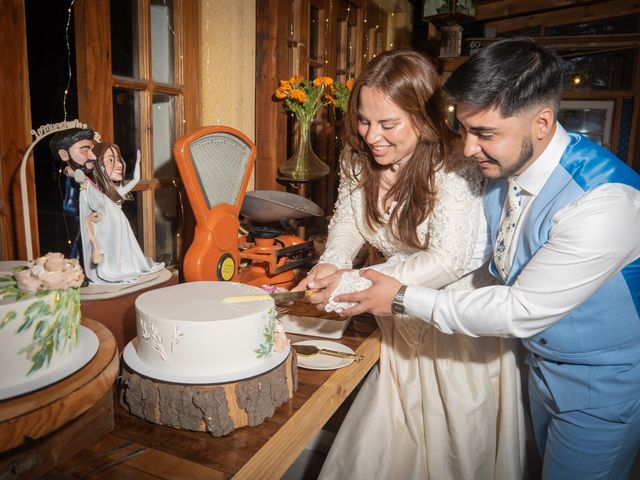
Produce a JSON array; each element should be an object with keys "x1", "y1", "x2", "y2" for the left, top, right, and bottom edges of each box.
[
  {"x1": 160, "y1": 0, "x2": 179, "y2": 86},
  {"x1": 57, "y1": 167, "x2": 73, "y2": 251},
  {"x1": 363, "y1": 1, "x2": 368, "y2": 60},
  {"x1": 346, "y1": 4, "x2": 352, "y2": 79},
  {"x1": 290, "y1": 0, "x2": 295, "y2": 38},
  {"x1": 57, "y1": 0, "x2": 78, "y2": 250},
  {"x1": 375, "y1": 4, "x2": 382, "y2": 57},
  {"x1": 323, "y1": 0, "x2": 333, "y2": 71},
  {"x1": 162, "y1": 0, "x2": 175, "y2": 36},
  {"x1": 63, "y1": 0, "x2": 76, "y2": 122},
  {"x1": 172, "y1": 178, "x2": 185, "y2": 265},
  {"x1": 389, "y1": 12, "x2": 394, "y2": 49},
  {"x1": 289, "y1": 0, "x2": 301, "y2": 75}
]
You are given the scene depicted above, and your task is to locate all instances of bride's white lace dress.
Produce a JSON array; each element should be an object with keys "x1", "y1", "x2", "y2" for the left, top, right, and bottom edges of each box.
[{"x1": 317, "y1": 160, "x2": 526, "y2": 480}]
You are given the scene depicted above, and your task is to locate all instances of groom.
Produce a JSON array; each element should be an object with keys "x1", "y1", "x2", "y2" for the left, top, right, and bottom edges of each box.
[
  {"x1": 49, "y1": 128, "x2": 96, "y2": 259},
  {"x1": 328, "y1": 38, "x2": 640, "y2": 478}
]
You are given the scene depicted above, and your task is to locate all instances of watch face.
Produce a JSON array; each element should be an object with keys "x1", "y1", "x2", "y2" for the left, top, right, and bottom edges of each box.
[{"x1": 392, "y1": 301, "x2": 404, "y2": 315}]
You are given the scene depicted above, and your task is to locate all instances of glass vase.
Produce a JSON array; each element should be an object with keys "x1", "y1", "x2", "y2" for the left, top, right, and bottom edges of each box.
[{"x1": 278, "y1": 121, "x2": 329, "y2": 181}]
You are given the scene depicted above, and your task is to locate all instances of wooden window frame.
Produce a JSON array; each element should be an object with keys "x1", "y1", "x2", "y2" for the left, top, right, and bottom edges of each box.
[{"x1": 74, "y1": 0, "x2": 200, "y2": 261}]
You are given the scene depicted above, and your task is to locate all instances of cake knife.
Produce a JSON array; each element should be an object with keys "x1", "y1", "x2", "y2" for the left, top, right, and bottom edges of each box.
[{"x1": 222, "y1": 290, "x2": 313, "y2": 304}]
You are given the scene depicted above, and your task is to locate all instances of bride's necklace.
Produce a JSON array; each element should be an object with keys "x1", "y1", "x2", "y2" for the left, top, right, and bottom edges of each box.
[{"x1": 390, "y1": 158, "x2": 409, "y2": 172}]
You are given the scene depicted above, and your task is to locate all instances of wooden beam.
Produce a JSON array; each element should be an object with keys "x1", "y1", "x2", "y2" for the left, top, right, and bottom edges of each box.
[
  {"x1": 466, "y1": 34, "x2": 640, "y2": 50},
  {"x1": 74, "y1": 0, "x2": 114, "y2": 139},
  {"x1": 181, "y1": 0, "x2": 201, "y2": 133},
  {"x1": 477, "y1": 0, "x2": 604, "y2": 21},
  {"x1": 486, "y1": 0, "x2": 640, "y2": 33},
  {"x1": 255, "y1": 0, "x2": 289, "y2": 191},
  {"x1": 0, "y1": 0, "x2": 34, "y2": 260}
]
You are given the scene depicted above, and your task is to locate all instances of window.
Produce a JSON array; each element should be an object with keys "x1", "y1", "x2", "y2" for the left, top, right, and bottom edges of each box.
[
  {"x1": 559, "y1": 100, "x2": 615, "y2": 148},
  {"x1": 257, "y1": 0, "x2": 391, "y2": 221},
  {"x1": 75, "y1": 0, "x2": 200, "y2": 266}
]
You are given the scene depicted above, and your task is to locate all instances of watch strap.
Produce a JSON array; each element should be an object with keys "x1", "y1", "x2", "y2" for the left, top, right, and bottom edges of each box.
[{"x1": 391, "y1": 284, "x2": 407, "y2": 315}]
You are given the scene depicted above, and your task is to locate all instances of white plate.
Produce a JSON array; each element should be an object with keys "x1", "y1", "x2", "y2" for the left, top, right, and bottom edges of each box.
[
  {"x1": 280, "y1": 314, "x2": 352, "y2": 339},
  {"x1": 0, "y1": 326, "x2": 100, "y2": 401},
  {"x1": 293, "y1": 340, "x2": 355, "y2": 370},
  {"x1": 122, "y1": 337, "x2": 291, "y2": 384}
]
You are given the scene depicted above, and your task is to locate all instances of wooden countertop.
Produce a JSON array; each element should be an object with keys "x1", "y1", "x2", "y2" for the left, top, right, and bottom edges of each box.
[{"x1": 53, "y1": 315, "x2": 381, "y2": 479}]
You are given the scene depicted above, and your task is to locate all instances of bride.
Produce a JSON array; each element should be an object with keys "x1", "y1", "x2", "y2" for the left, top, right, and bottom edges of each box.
[
  {"x1": 75, "y1": 143, "x2": 164, "y2": 284},
  {"x1": 294, "y1": 49, "x2": 526, "y2": 479}
]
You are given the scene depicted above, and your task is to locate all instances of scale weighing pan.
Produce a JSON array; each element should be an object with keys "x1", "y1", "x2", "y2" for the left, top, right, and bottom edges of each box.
[{"x1": 241, "y1": 190, "x2": 323, "y2": 223}]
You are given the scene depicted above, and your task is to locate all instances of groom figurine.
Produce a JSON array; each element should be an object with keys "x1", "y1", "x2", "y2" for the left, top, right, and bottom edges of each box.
[
  {"x1": 50, "y1": 128, "x2": 96, "y2": 259},
  {"x1": 330, "y1": 38, "x2": 640, "y2": 478}
]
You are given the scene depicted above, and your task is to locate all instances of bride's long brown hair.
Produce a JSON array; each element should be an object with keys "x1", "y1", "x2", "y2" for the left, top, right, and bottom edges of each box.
[
  {"x1": 342, "y1": 48, "x2": 457, "y2": 249},
  {"x1": 90, "y1": 143, "x2": 130, "y2": 204}
]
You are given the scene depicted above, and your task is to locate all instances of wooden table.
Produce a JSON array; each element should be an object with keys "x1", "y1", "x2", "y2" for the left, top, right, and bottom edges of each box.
[
  {"x1": 52, "y1": 315, "x2": 381, "y2": 479},
  {"x1": 0, "y1": 319, "x2": 119, "y2": 479}
]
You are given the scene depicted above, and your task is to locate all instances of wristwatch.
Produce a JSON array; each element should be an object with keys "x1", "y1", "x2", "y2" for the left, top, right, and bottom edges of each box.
[{"x1": 391, "y1": 285, "x2": 407, "y2": 315}]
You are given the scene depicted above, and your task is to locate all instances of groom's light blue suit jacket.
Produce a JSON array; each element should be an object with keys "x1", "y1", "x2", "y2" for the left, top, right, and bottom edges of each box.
[{"x1": 484, "y1": 133, "x2": 640, "y2": 411}]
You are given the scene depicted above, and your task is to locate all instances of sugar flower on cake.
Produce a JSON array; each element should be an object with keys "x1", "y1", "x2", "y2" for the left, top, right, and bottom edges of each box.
[
  {"x1": 0, "y1": 252, "x2": 84, "y2": 375},
  {"x1": 13, "y1": 252, "x2": 84, "y2": 293},
  {"x1": 273, "y1": 318, "x2": 290, "y2": 353}
]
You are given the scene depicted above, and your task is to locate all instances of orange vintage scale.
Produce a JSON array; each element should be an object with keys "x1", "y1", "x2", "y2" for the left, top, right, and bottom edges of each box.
[{"x1": 174, "y1": 126, "x2": 322, "y2": 289}]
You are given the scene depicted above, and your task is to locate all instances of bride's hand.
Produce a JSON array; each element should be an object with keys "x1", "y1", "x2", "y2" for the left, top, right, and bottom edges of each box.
[
  {"x1": 291, "y1": 263, "x2": 338, "y2": 292},
  {"x1": 307, "y1": 269, "x2": 355, "y2": 310}
]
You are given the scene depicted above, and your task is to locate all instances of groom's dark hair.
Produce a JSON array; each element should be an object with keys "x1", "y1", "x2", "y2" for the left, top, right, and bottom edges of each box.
[{"x1": 444, "y1": 37, "x2": 563, "y2": 117}]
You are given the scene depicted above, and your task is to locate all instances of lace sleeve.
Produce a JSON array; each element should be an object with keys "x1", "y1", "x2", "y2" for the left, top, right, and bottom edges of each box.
[
  {"x1": 318, "y1": 161, "x2": 366, "y2": 269},
  {"x1": 375, "y1": 163, "x2": 486, "y2": 289}
]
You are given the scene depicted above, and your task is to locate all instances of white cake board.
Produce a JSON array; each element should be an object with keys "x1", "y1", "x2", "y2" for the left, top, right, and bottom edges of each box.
[
  {"x1": 122, "y1": 337, "x2": 291, "y2": 385},
  {"x1": 0, "y1": 326, "x2": 99, "y2": 401},
  {"x1": 80, "y1": 269, "x2": 172, "y2": 300}
]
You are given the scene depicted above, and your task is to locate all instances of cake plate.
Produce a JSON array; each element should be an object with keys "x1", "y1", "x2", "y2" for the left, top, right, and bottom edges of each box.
[
  {"x1": 122, "y1": 336, "x2": 290, "y2": 384},
  {"x1": 0, "y1": 326, "x2": 99, "y2": 401}
]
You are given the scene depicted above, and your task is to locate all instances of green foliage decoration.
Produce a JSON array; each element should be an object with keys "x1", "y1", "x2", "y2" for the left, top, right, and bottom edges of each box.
[
  {"x1": 254, "y1": 307, "x2": 277, "y2": 359},
  {"x1": 0, "y1": 277, "x2": 80, "y2": 375}
]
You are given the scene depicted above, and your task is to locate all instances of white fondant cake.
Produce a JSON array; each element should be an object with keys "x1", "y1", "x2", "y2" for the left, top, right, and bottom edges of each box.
[
  {"x1": 134, "y1": 281, "x2": 287, "y2": 378},
  {"x1": 0, "y1": 256, "x2": 83, "y2": 390}
]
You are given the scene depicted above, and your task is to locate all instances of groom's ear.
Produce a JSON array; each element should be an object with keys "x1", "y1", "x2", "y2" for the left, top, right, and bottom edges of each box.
[{"x1": 533, "y1": 107, "x2": 555, "y2": 140}]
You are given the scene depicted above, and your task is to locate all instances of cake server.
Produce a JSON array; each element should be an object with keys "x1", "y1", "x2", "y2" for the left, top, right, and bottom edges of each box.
[
  {"x1": 292, "y1": 344, "x2": 363, "y2": 361},
  {"x1": 222, "y1": 290, "x2": 312, "y2": 304}
]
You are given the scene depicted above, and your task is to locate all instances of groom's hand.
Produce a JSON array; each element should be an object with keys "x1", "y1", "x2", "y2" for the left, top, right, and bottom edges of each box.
[{"x1": 335, "y1": 269, "x2": 401, "y2": 317}]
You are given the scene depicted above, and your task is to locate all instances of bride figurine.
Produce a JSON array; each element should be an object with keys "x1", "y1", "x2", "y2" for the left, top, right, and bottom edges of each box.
[{"x1": 74, "y1": 143, "x2": 164, "y2": 285}]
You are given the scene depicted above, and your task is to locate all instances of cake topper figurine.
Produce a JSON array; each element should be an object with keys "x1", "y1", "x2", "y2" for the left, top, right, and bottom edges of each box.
[
  {"x1": 49, "y1": 127, "x2": 97, "y2": 260},
  {"x1": 73, "y1": 142, "x2": 164, "y2": 285}
]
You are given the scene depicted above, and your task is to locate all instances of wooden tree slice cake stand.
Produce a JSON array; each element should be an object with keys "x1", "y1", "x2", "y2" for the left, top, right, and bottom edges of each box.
[
  {"x1": 119, "y1": 350, "x2": 298, "y2": 436},
  {"x1": 0, "y1": 319, "x2": 119, "y2": 479}
]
